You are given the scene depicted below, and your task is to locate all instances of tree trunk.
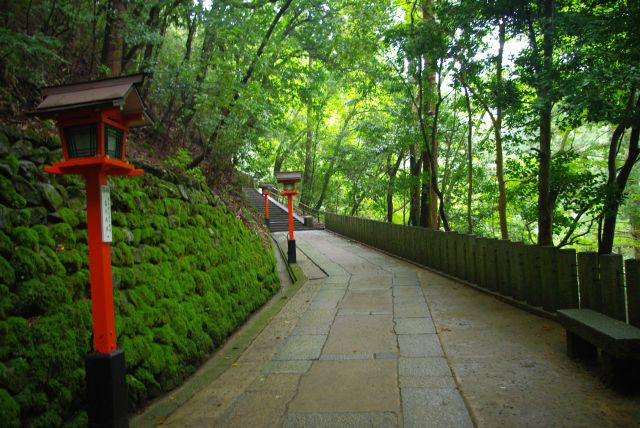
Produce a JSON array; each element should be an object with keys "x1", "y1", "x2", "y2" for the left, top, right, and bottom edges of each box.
[
  {"x1": 536, "y1": 0, "x2": 555, "y2": 246},
  {"x1": 100, "y1": 0, "x2": 126, "y2": 76},
  {"x1": 463, "y1": 85, "x2": 473, "y2": 234},
  {"x1": 409, "y1": 143, "x2": 421, "y2": 225},
  {"x1": 599, "y1": 120, "x2": 640, "y2": 254},
  {"x1": 302, "y1": 55, "x2": 314, "y2": 206},
  {"x1": 495, "y1": 19, "x2": 508, "y2": 240},
  {"x1": 387, "y1": 151, "x2": 404, "y2": 222}
]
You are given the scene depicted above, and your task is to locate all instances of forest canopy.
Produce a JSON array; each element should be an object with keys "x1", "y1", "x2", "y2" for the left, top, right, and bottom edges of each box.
[{"x1": 1, "y1": 0, "x2": 639, "y2": 256}]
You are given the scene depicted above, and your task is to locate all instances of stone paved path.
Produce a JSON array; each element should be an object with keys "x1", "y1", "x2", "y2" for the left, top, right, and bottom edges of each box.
[
  {"x1": 160, "y1": 230, "x2": 473, "y2": 427},
  {"x1": 150, "y1": 230, "x2": 640, "y2": 428}
]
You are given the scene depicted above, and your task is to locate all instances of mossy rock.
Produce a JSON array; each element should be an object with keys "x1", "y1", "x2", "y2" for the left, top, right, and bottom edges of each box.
[
  {"x1": 0, "y1": 176, "x2": 26, "y2": 208},
  {"x1": 11, "y1": 226, "x2": 39, "y2": 251},
  {"x1": 31, "y1": 225, "x2": 54, "y2": 249},
  {"x1": 36, "y1": 183, "x2": 63, "y2": 212},
  {"x1": 39, "y1": 247, "x2": 65, "y2": 276},
  {"x1": 11, "y1": 247, "x2": 45, "y2": 281},
  {"x1": 57, "y1": 208, "x2": 79, "y2": 227},
  {"x1": 112, "y1": 243, "x2": 134, "y2": 267},
  {"x1": 11, "y1": 139, "x2": 33, "y2": 158},
  {"x1": 50, "y1": 223, "x2": 75, "y2": 248},
  {"x1": 14, "y1": 276, "x2": 70, "y2": 316},
  {"x1": 29, "y1": 207, "x2": 47, "y2": 226},
  {"x1": 0, "y1": 154, "x2": 19, "y2": 176},
  {"x1": 57, "y1": 250, "x2": 83, "y2": 274}
]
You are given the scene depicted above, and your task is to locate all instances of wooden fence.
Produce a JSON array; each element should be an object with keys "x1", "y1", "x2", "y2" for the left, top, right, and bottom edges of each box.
[{"x1": 325, "y1": 213, "x2": 640, "y2": 327}]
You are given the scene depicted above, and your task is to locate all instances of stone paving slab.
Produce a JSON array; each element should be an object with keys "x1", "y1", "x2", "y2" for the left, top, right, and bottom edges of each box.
[
  {"x1": 394, "y1": 302, "x2": 431, "y2": 318},
  {"x1": 288, "y1": 359, "x2": 400, "y2": 413},
  {"x1": 284, "y1": 412, "x2": 399, "y2": 428},
  {"x1": 398, "y1": 334, "x2": 444, "y2": 357},
  {"x1": 323, "y1": 314, "x2": 397, "y2": 355},
  {"x1": 273, "y1": 335, "x2": 326, "y2": 361},
  {"x1": 340, "y1": 289, "x2": 392, "y2": 314},
  {"x1": 262, "y1": 360, "x2": 312, "y2": 374},
  {"x1": 395, "y1": 317, "x2": 436, "y2": 334},
  {"x1": 399, "y1": 357, "x2": 456, "y2": 389},
  {"x1": 291, "y1": 308, "x2": 336, "y2": 335},
  {"x1": 401, "y1": 388, "x2": 473, "y2": 428}
]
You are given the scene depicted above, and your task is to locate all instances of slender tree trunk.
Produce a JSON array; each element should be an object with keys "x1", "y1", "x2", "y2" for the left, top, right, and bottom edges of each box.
[
  {"x1": 409, "y1": 144, "x2": 421, "y2": 225},
  {"x1": 387, "y1": 151, "x2": 404, "y2": 222},
  {"x1": 536, "y1": 0, "x2": 555, "y2": 246},
  {"x1": 463, "y1": 85, "x2": 473, "y2": 234},
  {"x1": 419, "y1": 0, "x2": 438, "y2": 228},
  {"x1": 599, "y1": 118, "x2": 640, "y2": 254},
  {"x1": 100, "y1": 0, "x2": 125, "y2": 76},
  {"x1": 302, "y1": 55, "x2": 314, "y2": 205},
  {"x1": 495, "y1": 19, "x2": 508, "y2": 240}
]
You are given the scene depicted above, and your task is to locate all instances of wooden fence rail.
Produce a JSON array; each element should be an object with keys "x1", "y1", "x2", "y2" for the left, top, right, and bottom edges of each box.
[{"x1": 325, "y1": 213, "x2": 639, "y2": 326}]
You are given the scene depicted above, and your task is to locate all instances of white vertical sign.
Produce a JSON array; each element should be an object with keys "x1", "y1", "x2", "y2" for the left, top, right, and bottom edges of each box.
[{"x1": 100, "y1": 185, "x2": 112, "y2": 243}]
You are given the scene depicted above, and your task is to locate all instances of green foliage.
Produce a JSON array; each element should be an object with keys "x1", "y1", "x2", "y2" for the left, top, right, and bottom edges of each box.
[
  {"x1": 166, "y1": 149, "x2": 207, "y2": 185},
  {"x1": 0, "y1": 388, "x2": 20, "y2": 428}
]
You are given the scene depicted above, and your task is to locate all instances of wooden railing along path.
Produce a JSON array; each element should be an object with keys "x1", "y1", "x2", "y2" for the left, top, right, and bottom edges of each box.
[{"x1": 325, "y1": 213, "x2": 640, "y2": 327}]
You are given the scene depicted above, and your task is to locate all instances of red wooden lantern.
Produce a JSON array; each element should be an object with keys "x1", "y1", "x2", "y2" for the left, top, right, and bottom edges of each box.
[
  {"x1": 259, "y1": 182, "x2": 276, "y2": 225},
  {"x1": 276, "y1": 171, "x2": 301, "y2": 263},
  {"x1": 32, "y1": 74, "x2": 152, "y2": 428}
]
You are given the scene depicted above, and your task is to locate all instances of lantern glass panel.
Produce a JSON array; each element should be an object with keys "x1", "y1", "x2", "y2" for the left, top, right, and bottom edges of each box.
[
  {"x1": 64, "y1": 124, "x2": 97, "y2": 158},
  {"x1": 105, "y1": 125, "x2": 124, "y2": 159},
  {"x1": 285, "y1": 183, "x2": 294, "y2": 191}
]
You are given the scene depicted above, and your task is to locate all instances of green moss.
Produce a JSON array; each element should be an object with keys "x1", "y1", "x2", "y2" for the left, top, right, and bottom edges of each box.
[
  {"x1": 31, "y1": 225, "x2": 54, "y2": 249},
  {"x1": 67, "y1": 270, "x2": 89, "y2": 300},
  {"x1": 112, "y1": 243, "x2": 134, "y2": 267},
  {"x1": 57, "y1": 249, "x2": 83, "y2": 274},
  {"x1": 39, "y1": 247, "x2": 65, "y2": 276},
  {"x1": 0, "y1": 177, "x2": 25, "y2": 209},
  {"x1": 0, "y1": 388, "x2": 20, "y2": 428},
  {"x1": 50, "y1": 223, "x2": 75, "y2": 248},
  {"x1": 11, "y1": 226, "x2": 39, "y2": 251},
  {"x1": 14, "y1": 276, "x2": 70, "y2": 316},
  {"x1": 0, "y1": 230, "x2": 12, "y2": 257},
  {"x1": 11, "y1": 247, "x2": 45, "y2": 281},
  {"x1": 56, "y1": 207, "x2": 79, "y2": 227},
  {"x1": 0, "y1": 256, "x2": 15, "y2": 287},
  {"x1": 74, "y1": 229, "x2": 87, "y2": 244}
]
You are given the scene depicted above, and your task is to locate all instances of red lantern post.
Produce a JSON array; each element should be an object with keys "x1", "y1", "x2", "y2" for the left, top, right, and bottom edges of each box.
[
  {"x1": 259, "y1": 183, "x2": 273, "y2": 226},
  {"x1": 32, "y1": 74, "x2": 152, "y2": 428},
  {"x1": 276, "y1": 172, "x2": 302, "y2": 264}
]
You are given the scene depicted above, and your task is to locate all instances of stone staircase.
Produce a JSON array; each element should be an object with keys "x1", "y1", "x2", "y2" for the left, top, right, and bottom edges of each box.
[{"x1": 244, "y1": 188, "x2": 312, "y2": 233}]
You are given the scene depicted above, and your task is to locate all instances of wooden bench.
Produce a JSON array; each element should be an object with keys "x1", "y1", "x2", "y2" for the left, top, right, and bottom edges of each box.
[{"x1": 557, "y1": 309, "x2": 640, "y2": 393}]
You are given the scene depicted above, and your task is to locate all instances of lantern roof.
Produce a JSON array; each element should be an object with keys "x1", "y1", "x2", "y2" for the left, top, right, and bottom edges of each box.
[
  {"x1": 259, "y1": 182, "x2": 277, "y2": 191},
  {"x1": 276, "y1": 171, "x2": 302, "y2": 184},
  {"x1": 33, "y1": 74, "x2": 152, "y2": 127}
]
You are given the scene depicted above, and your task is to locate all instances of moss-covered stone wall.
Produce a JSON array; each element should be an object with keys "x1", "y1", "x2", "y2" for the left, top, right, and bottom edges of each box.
[{"x1": 0, "y1": 127, "x2": 280, "y2": 427}]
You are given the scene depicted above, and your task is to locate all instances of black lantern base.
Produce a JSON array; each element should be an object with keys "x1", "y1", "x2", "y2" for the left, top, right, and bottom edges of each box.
[
  {"x1": 85, "y1": 349, "x2": 128, "y2": 428},
  {"x1": 288, "y1": 239, "x2": 296, "y2": 264}
]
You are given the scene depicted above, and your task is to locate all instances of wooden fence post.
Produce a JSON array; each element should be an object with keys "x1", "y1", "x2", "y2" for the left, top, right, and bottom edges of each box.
[
  {"x1": 465, "y1": 235, "x2": 476, "y2": 284},
  {"x1": 556, "y1": 249, "x2": 579, "y2": 310},
  {"x1": 539, "y1": 246, "x2": 559, "y2": 312},
  {"x1": 475, "y1": 238, "x2": 487, "y2": 289},
  {"x1": 625, "y1": 259, "x2": 640, "y2": 328},
  {"x1": 599, "y1": 254, "x2": 625, "y2": 321},
  {"x1": 456, "y1": 233, "x2": 467, "y2": 281},
  {"x1": 577, "y1": 252, "x2": 600, "y2": 311},
  {"x1": 496, "y1": 240, "x2": 512, "y2": 296},
  {"x1": 523, "y1": 245, "x2": 542, "y2": 307},
  {"x1": 484, "y1": 239, "x2": 498, "y2": 292},
  {"x1": 509, "y1": 242, "x2": 526, "y2": 301}
]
